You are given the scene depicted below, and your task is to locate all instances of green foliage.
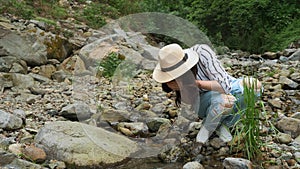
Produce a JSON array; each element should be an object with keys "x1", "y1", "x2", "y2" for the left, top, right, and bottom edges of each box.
[
  {"x1": 78, "y1": 5, "x2": 107, "y2": 29},
  {"x1": 0, "y1": 0, "x2": 34, "y2": 19},
  {"x1": 97, "y1": 52, "x2": 124, "y2": 78},
  {"x1": 188, "y1": 0, "x2": 300, "y2": 53},
  {"x1": 263, "y1": 19, "x2": 300, "y2": 51}
]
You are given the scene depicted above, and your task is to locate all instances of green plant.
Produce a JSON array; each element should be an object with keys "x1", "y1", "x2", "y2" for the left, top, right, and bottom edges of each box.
[
  {"x1": 97, "y1": 52, "x2": 124, "y2": 78},
  {"x1": 231, "y1": 77, "x2": 262, "y2": 160}
]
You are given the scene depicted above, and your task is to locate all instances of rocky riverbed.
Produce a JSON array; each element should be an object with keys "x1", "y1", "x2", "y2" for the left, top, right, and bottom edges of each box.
[{"x1": 0, "y1": 12, "x2": 300, "y2": 169}]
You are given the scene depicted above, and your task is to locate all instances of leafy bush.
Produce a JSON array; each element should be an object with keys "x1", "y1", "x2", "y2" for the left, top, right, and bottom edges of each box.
[
  {"x1": 263, "y1": 19, "x2": 300, "y2": 51},
  {"x1": 188, "y1": 0, "x2": 300, "y2": 53}
]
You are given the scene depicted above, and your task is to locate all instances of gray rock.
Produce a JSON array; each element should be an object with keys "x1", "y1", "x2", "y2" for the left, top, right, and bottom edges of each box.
[
  {"x1": 59, "y1": 102, "x2": 93, "y2": 121},
  {"x1": 4, "y1": 157, "x2": 45, "y2": 169},
  {"x1": 283, "y1": 48, "x2": 297, "y2": 56},
  {"x1": 0, "y1": 150, "x2": 17, "y2": 166},
  {"x1": 276, "y1": 117, "x2": 300, "y2": 138},
  {"x1": 0, "y1": 56, "x2": 22, "y2": 72},
  {"x1": 279, "y1": 76, "x2": 299, "y2": 89},
  {"x1": 139, "y1": 44, "x2": 159, "y2": 60},
  {"x1": 9, "y1": 62, "x2": 27, "y2": 74},
  {"x1": 276, "y1": 132, "x2": 292, "y2": 144},
  {"x1": 291, "y1": 112, "x2": 300, "y2": 119},
  {"x1": 0, "y1": 32, "x2": 47, "y2": 66},
  {"x1": 28, "y1": 73, "x2": 51, "y2": 83},
  {"x1": 290, "y1": 72, "x2": 300, "y2": 82},
  {"x1": 223, "y1": 157, "x2": 253, "y2": 169},
  {"x1": 294, "y1": 152, "x2": 300, "y2": 163},
  {"x1": 34, "y1": 121, "x2": 139, "y2": 168},
  {"x1": 51, "y1": 70, "x2": 69, "y2": 82},
  {"x1": 11, "y1": 73, "x2": 35, "y2": 89},
  {"x1": 183, "y1": 161, "x2": 204, "y2": 169},
  {"x1": 146, "y1": 117, "x2": 171, "y2": 132},
  {"x1": 79, "y1": 34, "x2": 123, "y2": 68},
  {"x1": 268, "y1": 98, "x2": 282, "y2": 109},
  {"x1": 288, "y1": 49, "x2": 300, "y2": 61},
  {"x1": 0, "y1": 110, "x2": 23, "y2": 130}
]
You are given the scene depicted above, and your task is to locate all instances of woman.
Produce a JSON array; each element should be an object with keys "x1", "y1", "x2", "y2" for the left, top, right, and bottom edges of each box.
[{"x1": 152, "y1": 43, "x2": 262, "y2": 144}]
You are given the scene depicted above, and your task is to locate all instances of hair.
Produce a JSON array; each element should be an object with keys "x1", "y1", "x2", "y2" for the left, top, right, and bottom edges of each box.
[{"x1": 162, "y1": 65, "x2": 198, "y2": 107}]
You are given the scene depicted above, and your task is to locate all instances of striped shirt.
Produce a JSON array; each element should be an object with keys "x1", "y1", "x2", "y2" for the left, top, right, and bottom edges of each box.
[{"x1": 190, "y1": 44, "x2": 233, "y2": 94}]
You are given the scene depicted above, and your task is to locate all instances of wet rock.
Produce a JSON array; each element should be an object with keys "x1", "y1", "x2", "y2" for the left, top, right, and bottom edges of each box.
[
  {"x1": 188, "y1": 122, "x2": 202, "y2": 136},
  {"x1": 0, "y1": 109, "x2": 23, "y2": 130},
  {"x1": 35, "y1": 121, "x2": 139, "y2": 168},
  {"x1": 146, "y1": 117, "x2": 171, "y2": 132},
  {"x1": 276, "y1": 117, "x2": 300, "y2": 138},
  {"x1": 59, "y1": 102, "x2": 93, "y2": 121},
  {"x1": 183, "y1": 161, "x2": 204, "y2": 169},
  {"x1": 223, "y1": 157, "x2": 253, "y2": 169}
]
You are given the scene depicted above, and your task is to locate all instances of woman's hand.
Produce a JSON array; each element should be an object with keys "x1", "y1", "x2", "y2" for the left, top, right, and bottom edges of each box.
[{"x1": 221, "y1": 94, "x2": 236, "y2": 108}]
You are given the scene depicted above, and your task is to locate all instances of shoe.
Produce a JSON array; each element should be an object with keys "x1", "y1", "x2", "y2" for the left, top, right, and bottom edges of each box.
[
  {"x1": 196, "y1": 126, "x2": 211, "y2": 143},
  {"x1": 217, "y1": 125, "x2": 232, "y2": 142}
]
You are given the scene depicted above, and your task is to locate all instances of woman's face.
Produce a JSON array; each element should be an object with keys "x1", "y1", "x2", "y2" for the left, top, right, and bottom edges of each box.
[{"x1": 166, "y1": 80, "x2": 180, "y2": 91}]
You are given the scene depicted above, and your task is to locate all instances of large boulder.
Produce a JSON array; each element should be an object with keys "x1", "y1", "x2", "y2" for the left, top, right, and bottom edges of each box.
[
  {"x1": 34, "y1": 121, "x2": 139, "y2": 168},
  {"x1": 0, "y1": 30, "x2": 47, "y2": 66}
]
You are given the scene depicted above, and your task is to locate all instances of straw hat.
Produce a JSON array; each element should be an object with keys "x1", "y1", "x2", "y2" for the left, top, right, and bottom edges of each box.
[{"x1": 153, "y1": 44, "x2": 199, "y2": 83}]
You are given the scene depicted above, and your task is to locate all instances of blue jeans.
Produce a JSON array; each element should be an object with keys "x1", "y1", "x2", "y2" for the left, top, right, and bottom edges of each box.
[{"x1": 196, "y1": 78, "x2": 261, "y2": 131}]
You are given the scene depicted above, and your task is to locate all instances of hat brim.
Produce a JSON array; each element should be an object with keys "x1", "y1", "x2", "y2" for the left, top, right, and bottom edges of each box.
[{"x1": 152, "y1": 49, "x2": 199, "y2": 83}]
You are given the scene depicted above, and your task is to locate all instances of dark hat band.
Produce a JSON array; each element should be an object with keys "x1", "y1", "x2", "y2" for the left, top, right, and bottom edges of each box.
[{"x1": 161, "y1": 53, "x2": 188, "y2": 72}]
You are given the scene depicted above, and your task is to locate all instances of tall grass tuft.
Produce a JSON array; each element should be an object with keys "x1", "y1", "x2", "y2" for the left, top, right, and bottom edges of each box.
[{"x1": 231, "y1": 77, "x2": 262, "y2": 160}]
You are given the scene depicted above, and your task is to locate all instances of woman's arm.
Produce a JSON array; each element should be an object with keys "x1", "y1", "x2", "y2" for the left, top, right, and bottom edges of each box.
[{"x1": 196, "y1": 80, "x2": 226, "y2": 93}]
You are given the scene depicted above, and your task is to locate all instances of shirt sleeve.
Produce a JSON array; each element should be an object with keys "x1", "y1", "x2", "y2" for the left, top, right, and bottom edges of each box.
[{"x1": 192, "y1": 44, "x2": 232, "y2": 94}]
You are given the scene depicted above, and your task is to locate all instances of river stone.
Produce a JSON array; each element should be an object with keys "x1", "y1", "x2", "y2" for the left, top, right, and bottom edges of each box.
[
  {"x1": 11, "y1": 73, "x2": 35, "y2": 89},
  {"x1": 279, "y1": 76, "x2": 299, "y2": 89},
  {"x1": 275, "y1": 132, "x2": 292, "y2": 144},
  {"x1": 288, "y1": 49, "x2": 300, "y2": 61},
  {"x1": 59, "y1": 102, "x2": 93, "y2": 121},
  {"x1": 276, "y1": 117, "x2": 300, "y2": 138},
  {"x1": 183, "y1": 161, "x2": 204, "y2": 169},
  {"x1": 0, "y1": 110, "x2": 23, "y2": 130},
  {"x1": 34, "y1": 121, "x2": 139, "y2": 168},
  {"x1": 223, "y1": 157, "x2": 252, "y2": 169}
]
